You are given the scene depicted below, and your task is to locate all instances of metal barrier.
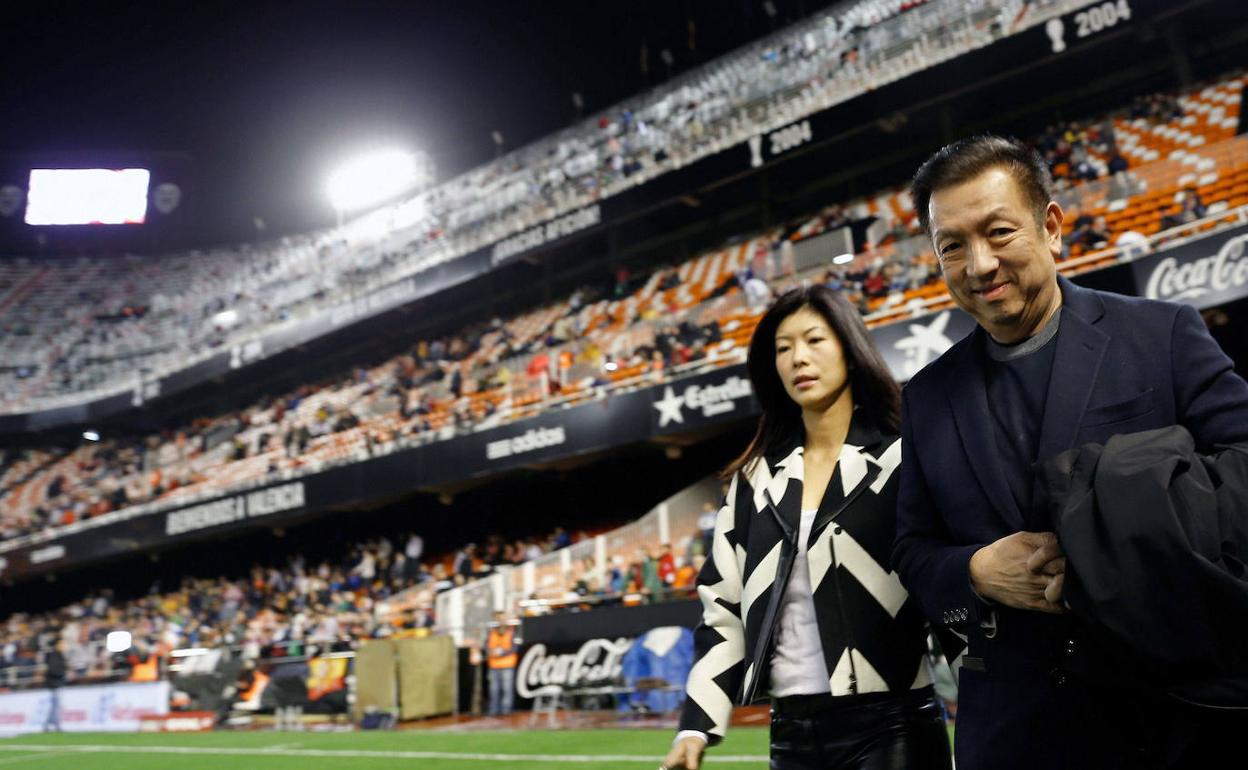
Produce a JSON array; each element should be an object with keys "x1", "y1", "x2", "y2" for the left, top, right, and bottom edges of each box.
[{"x1": 429, "y1": 476, "x2": 723, "y2": 645}]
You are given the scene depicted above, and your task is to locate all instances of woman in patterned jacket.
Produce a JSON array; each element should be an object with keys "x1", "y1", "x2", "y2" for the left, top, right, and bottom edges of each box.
[{"x1": 663, "y1": 285, "x2": 950, "y2": 770}]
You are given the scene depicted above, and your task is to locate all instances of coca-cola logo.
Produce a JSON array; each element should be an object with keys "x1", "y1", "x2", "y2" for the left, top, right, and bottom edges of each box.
[
  {"x1": 515, "y1": 637, "x2": 632, "y2": 699},
  {"x1": 1144, "y1": 233, "x2": 1248, "y2": 301}
]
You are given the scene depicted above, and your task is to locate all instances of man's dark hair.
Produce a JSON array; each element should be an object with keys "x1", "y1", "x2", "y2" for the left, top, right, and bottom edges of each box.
[{"x1": 910, "y1": 134, "x2": 1054, "y2": 235}]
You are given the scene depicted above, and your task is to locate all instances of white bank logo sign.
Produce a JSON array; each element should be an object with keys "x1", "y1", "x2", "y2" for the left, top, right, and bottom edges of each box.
[
  {"x1": 893, "y1": 311, "x2": 956, "y2": 378},
  {"x1": 653, "y1": 375, "x2": 753, "y2": 427},
  {"x1": 486, "y1": 426, "x2": 567, "y2": 460},
  {"x1": 1144, "y1": 232, "x2": 1248, "y2": 303},
  {"x1": 166, "y1": 481, "x2": 306, "y2": 536}
]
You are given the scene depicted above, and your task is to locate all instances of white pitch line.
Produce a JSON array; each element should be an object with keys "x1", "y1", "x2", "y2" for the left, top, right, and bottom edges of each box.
[
  {"x1": 0, "y1": 752, "x2": 71, "y2": 766},
  {"x1": 0, "y1": 744, "x2": 770, "y2": 763}
]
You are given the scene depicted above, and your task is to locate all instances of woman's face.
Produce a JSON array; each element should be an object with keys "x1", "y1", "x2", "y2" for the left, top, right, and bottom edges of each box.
[{"x1": 774, "y1": 305, "x2": 850, "y2": 412}]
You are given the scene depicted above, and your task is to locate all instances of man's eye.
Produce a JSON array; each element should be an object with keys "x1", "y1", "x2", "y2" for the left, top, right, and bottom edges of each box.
[
  {"x1": 990, "y1": 227, "x2": 1014, "y2": 237},
  {"x1": 941, "y1": 243, "x2": 960, "y2": 255}
]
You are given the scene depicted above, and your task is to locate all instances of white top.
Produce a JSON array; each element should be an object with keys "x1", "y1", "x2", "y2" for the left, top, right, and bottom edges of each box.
[{"x1": 768, "y1": 508, "x2": 832, "y2": 697}]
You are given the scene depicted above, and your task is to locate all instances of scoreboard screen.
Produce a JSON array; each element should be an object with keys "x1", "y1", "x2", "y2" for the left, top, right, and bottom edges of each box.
[{"x1": 24, "y1": 168, "x2": 151, "y2": 225}]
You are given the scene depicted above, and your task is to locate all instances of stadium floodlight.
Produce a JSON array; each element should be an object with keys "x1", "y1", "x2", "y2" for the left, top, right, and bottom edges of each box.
[
  {"x1": 106, "y1": 630, "x2": 133, "y2": 653},
  {"x1": 833, "y1": 253, "x2": 855, "y2": 265},
  {"x1": 325, "y1": 149, "x2": 422, "y2": 223},
  {"x1": 82, "y1": 430, "x2": 100, "y2": 442}
]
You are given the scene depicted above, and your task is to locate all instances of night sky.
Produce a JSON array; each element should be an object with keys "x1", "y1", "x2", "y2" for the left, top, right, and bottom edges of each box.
[{"x1": 2, "y1": 0, "x2": 832, "y2": 246}]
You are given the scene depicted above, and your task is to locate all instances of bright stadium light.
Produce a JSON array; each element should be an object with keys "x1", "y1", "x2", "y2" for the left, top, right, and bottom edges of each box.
[
  {"x1": 106, "y1": 630, "x2": 133, "y2": 653},
  {"x1": 325, "y1": 149, "x2": 421, "y2": 222},
  {"x1": 82, "y1": 430, "x2": 100, "y2": 442},
  {"x1": 833, "y1": 253, "x2": 855, "y2": 265}
]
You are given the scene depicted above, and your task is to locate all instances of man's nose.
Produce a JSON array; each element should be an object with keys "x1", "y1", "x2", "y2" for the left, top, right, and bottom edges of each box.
[{"x1": 966, "y1": 239, "x2": 999, "y2": 278}]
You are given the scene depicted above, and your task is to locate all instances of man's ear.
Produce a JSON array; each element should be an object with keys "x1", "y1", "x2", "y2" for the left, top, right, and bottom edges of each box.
[{"x1": 1044, "y1": 201, "x2": 1065, "y2": 258}]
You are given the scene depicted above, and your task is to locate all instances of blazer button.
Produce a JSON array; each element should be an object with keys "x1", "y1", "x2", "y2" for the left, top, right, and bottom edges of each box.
[{"x1": 1065, "y1": 640, "x2": 1077, "y2": 657}]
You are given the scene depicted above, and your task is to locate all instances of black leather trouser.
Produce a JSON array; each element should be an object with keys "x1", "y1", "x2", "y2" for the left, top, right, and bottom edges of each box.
[{"x1": 769, "y1": 687, "x2": 952, "y2": 770}]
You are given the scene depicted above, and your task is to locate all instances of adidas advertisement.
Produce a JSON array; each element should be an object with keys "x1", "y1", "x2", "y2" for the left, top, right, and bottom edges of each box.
[{"x1": 486, "y1": 426, "x2": 568, "y2": 461}]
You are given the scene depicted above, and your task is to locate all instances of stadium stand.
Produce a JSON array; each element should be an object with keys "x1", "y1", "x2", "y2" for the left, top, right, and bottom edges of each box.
[
  {"x1": 2, "y1": 70, "x2": 1246, "y2": 547},
  {"x1": 0, "y1": 0, "x2": 1090, "y2": 416}
]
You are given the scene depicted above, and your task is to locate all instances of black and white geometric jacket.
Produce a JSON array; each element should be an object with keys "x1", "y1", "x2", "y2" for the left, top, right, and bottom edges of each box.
[{"x1": 678, "y1": 415, "x2": 932, "y2": 743}]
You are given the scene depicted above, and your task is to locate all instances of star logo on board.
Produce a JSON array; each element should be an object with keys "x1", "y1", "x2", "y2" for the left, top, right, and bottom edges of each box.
[
  {"x1": 894, "y1": 311, "x2": 954, "y2": 377},
  {"x1": 653, "y1": 386, "x2": 685, "y2": 427}
]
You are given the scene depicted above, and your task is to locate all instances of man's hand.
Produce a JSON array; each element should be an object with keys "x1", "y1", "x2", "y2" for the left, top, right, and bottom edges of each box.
[
  {"x1": 970, "y1": 531, "x2": 1067, "y2": 613},
  {"x1": 663, "y1": 736, "x2": 707, "y2": 770}
]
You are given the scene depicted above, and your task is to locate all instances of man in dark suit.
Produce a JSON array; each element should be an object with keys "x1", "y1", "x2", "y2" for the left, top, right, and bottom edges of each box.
[{"x1": 892, "y1": 135, "x2": 1248, "y2": 770}]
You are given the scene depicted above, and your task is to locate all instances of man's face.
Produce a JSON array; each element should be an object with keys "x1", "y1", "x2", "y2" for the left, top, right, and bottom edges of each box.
[{"x1": 928, "y1": 167, "x2": 1063, "y2": 344}]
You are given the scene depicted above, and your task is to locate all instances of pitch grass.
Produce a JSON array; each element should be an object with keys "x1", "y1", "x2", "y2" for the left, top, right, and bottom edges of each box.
[{"x1": 0, "y1": 727, "x2": 773, "y2": 770}]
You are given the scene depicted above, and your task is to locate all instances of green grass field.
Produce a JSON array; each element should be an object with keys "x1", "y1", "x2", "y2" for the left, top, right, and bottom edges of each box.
[{"x1": 0, "y1": 728, "x2": 772, "y2": 769}]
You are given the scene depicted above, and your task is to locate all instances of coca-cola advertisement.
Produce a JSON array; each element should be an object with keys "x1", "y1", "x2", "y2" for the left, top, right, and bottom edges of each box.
[
  {"x1": 508, "y1": 626, "x2": 695, "y2": 712},
  {"x1": 1132, "y1": 223, "x2": 1248, "y2": 311},
  {"x1": 514, "y1": 637, "x2": 634, "y2": 707}
]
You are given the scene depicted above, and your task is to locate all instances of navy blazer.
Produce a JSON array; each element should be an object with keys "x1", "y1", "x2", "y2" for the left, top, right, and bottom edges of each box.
[{"x1": 893, "y1": 276, "x2": 1248, "y2": 769}]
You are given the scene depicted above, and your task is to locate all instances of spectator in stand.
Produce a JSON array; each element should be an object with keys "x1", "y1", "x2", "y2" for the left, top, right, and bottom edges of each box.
[
  {"x1": 1162, "y1": 187, "x2": 1207, "y2": 230},
  {"x1": 672, "y1": 555, "x2": 699, "y2": 590},
  {"x1": 694, "y1": 502, "x2": 716, "y2": 561},
  {"x1": 1074, "y1": 215, "x2": 1112, "y2": 251},
  {"x1": 657, "y1": 544, "x2": 677, "y2": 586},
  {"x1": 740, "y1": 268, "x2": 772, "y2": 313},
  {"x1": 1106, "y1": 148, "x2": 1129, "y2": 176},
  {"x1": 1115, "y1": 229, "x2": 1151, "y2": 259}
]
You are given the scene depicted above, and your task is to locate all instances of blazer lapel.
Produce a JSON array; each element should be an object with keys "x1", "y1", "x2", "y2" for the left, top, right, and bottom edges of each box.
[
  {"x1": 946, "y1": 330, "x2": 1026, "y2": 530},
  {"x1": 811, "y1": 419, "x2": 883, "y2": 535},
  {"x1": 759, "y1": 444, "x2": 803, "y2": 541},
  {"x1": 1036, "y1": 279, "x2": 1109, "y2": 463}
]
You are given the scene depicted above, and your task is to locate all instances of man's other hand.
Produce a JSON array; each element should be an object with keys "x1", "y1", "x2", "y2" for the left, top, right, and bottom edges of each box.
[{"x1": 970, "y1": 531, "x2": 1067, "y2": 613}]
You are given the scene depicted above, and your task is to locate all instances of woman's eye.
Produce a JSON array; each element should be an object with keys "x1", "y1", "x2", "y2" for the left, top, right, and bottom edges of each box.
[{"x1": 776, "y1": 346, "x2": 789, "y2": 354}]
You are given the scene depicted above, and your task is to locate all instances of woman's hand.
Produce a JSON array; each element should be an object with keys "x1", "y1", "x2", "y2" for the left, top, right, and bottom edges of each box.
[{"x1": 662, "y1": 736, "x2": 707, "y2": 769}]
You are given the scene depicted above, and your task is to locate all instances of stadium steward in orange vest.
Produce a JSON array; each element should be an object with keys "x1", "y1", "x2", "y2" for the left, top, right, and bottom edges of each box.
[{"x1": 486, "y1": 610, "x2": 521, "y2": 716}]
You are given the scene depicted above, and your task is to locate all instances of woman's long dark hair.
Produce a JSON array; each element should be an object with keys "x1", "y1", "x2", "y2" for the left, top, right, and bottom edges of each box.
[{"x1": 723, "y1": 285, "x2": 900, "y2": 479}]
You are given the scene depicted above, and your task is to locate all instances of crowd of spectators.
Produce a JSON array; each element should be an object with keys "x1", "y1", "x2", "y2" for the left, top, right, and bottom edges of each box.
[
  {"x1": 0, "y1": 524, "x2": 598, "y2": 690},
  {"x1": 0, "y1": 247, "x2": 754, "y2": 542}
]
